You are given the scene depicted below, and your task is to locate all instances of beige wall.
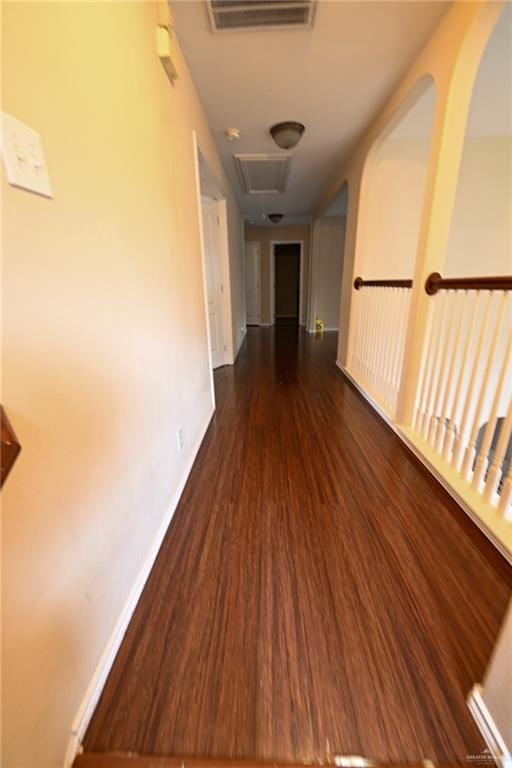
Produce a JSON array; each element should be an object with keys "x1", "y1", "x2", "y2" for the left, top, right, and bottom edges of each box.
[
  {"x1": 445, "y1": 136, "x2": 512, "y2": 276},
  {"x1": 310, "y1": 216, "x2": 346, "y2": 331},
  {"x1": 1, "y1": 3, "x2": 242, "y2": 767},
  {"x1": 245, "y1": 225, "x2": 310, "y2": 325},
  {"x1": 361, "y1": 138, "x2": 432, "y2": 279}
]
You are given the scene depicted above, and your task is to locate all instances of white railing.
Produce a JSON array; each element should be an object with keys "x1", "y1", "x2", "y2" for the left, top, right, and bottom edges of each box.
[
  {"x1": 412, "y1": 275, "x2": 512, "y2": 519},
  {"x1": 350, "y1": 277, "x2": 412, "y2": 417}
]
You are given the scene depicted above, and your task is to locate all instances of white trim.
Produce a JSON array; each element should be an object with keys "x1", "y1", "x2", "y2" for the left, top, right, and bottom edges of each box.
[
  {"x1": 195, "y1": 135, "x2": 235, "y2": 370},
  {"x1": 467, "y1": 685, "x2": 512, "y2": 768},
  {"x1": 234, "y1": 327, "x2": 247, "y2": 361},
  {"x1": 64, "y1": 407, "x2": 214, "y2": 768},
  {"x1": 193, "y1": 132, "x2": 216, "y2": 406},
  {"x1": 244, "y1": 240, "x2": 261, "y2": 326},
  {"x1": 336, "y1": 362, "x2": 512, "y2": 565},
  {"x1": 270, "y1": 240, "x2": 304, "y2": 326}
]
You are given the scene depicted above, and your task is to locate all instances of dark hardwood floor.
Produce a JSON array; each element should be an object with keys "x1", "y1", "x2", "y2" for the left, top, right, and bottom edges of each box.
[{"x1": 84, "y1": 327, "x2": 512, "y2": 766}]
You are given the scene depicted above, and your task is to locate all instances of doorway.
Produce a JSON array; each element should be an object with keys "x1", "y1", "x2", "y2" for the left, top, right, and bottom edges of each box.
[
  {"x1": 271, "y1": 242, "x2": 303, "y2": 326},
  {"x1": 194, "y1": 135, "x2": 233, "y2": 391}
]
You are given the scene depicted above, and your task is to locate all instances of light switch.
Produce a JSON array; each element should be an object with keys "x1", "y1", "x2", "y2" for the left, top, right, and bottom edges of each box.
[{"x1": 1, "y1": 112, "x2": 53, "y2": 198}]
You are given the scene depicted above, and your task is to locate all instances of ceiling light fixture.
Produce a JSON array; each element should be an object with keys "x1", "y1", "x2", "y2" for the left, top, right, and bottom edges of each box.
[
  {"x1": 268, "y1": 213, "x2": 284, "y2": 224},
  {"x1": 270, "y1": 121, "x2": 305, "y2": 150}
]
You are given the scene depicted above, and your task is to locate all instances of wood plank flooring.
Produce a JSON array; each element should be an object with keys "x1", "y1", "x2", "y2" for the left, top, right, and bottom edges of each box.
[{"x1": 84, "y1": 327, "x2": 512, "y2": 767}]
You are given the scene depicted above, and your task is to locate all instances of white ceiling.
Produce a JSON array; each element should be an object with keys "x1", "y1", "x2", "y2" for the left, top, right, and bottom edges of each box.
[{"x1": 171, "y1": 0, "x2": 449, "y2": 225}]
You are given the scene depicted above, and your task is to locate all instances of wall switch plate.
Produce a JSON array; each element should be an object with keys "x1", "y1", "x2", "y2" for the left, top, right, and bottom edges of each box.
[{"x1": 1, "y1": 112, "x2": 53, "y2": 198}]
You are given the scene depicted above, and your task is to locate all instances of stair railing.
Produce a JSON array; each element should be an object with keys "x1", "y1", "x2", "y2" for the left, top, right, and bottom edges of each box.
[
  {"x1": 350, "y1": 277, "x2": 413, "y2": 416},
  {"x1": 412, "y1": 273, "x2": 512, "y2": 518}
]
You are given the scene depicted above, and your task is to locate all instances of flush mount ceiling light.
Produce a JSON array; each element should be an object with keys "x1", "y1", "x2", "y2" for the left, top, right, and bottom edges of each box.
[
  {"x1": 270, "y1": 121, "x2": 305, "y2": 150},
  {"x1": 268, "y1": 213, "x2": 284, "y2": 224}
]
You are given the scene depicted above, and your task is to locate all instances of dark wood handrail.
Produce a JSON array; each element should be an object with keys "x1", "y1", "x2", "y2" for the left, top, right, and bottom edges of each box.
[
  {"x1": 425, "y1": 272, "x2": 512, "y2": 295},
  {"x1": 354, "y1": 276, "x2": 413, "y2": 290},
  {"x1": 1, "y1": 405, "x2": 21, "y2": 488}
]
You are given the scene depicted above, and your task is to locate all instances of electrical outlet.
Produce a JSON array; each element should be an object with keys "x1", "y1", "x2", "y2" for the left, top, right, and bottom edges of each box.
[{"x1": 176, "y1": 427, "x2": 184, "y2": 454}]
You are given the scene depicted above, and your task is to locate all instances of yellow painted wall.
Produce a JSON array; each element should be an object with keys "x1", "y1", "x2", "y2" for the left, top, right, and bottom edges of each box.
[
  {"x1": 1, "y1": 3, "x2": 242, "y2": 766},
  {"x1": 244, "y1": 225, "x2": 310, "y2": 325}
]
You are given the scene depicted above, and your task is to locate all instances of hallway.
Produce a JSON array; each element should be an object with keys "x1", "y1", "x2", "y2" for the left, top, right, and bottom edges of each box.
[{"x1": 84, "y1": 328, "x2": 512, "y2": 766}]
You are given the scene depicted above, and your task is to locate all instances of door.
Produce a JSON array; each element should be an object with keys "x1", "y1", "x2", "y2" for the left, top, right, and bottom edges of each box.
[
  {"x1": 245, "y1": 242, "x2": 260, "y2": 325},
  {"x1": 201, "y1": 199, "x2": 225, "y2": 369}
]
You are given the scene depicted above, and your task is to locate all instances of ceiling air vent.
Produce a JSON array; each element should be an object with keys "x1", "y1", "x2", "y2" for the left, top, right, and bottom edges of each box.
[
  {"x1": 233, "y1": 154, "x2": 291, "y2": 194},
  {"x1": 207, "y1": 0, "x2": 317, "y2": 31}
]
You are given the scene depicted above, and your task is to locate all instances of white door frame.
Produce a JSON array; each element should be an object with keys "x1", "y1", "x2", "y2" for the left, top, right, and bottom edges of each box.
[
  {"x1": 193, "y1": 133, "x2": 234, "y2": 405},
  {"x1": 245, "y1": 240, "x2": 261, "y2": 325},
  {"x1": 270, "y1": 240, "x2": 304, "y2": 326}
]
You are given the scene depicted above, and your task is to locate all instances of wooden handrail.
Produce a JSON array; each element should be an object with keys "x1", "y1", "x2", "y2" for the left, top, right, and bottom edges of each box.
[
  {"x1": 353, "y1": 276, "x2": 413, "y2": 290},
  {"x1": 1, "y1": 405, "x2": 21, "y2": 488},
  {"x1": 425, "y1": 272, "x2": 512, "y2": 295}
]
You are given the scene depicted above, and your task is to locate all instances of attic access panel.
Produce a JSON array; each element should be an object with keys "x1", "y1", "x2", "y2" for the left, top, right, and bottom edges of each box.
[{"x1": 233, "y1": 154, "x2": 292, "y2": 194}]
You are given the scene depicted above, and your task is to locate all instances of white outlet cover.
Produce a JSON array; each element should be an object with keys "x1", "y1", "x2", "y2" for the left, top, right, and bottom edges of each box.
[{"x1": 1, "y1": 112, "x2": 53, "y2": 198}]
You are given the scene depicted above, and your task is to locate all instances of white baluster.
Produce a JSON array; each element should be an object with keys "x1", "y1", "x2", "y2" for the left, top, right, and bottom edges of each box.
[
  {"x1": 434, "y1": 291, "x2": 469, "y2": 454},
  {"x1": 394, "y1": 289, "x2": 411, "y2": 415},
  {"x1": 484, "y1": 395, "x2": 512, "y2": 504},
  {"x1": 427, "y1": 292, "x2": 458, "y2": 446},
  {"x1": 442, "y1": 291, "x2": 479, "y2": 460},
  {"x1": 452, "y1": 292, "x2": 493, "y2": 471},
  {"x1": 473, "y1": 328, "x2": 512, "y2": 491},
  {"x1": 498, "y1": 464, "x2": 512, "y2": 519},
  {"x1": 421, "y1": 293, "x2": 450, "y2": 440},
  {"x1": 414, "y1": 294, "x2": 442, "y2": 434},
  {"x1": 460, "y1": 292, "x2": 508, "y2": 480},
  {"x1": 352, "y1": 290, "x2": 363, "y2": 376}
]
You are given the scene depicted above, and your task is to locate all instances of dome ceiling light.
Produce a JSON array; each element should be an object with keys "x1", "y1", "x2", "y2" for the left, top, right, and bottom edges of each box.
[
  {"x1": 268, "y1": 213, "x2": 284, "y2": 224},
  {"x1": 269, "y1": 121, "x2": 305, "y2": 150}
]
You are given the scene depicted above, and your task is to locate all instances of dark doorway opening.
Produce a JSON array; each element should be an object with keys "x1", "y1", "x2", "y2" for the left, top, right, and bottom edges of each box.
[{"x1": 274, "y1": 243, "x2": 300, "y2": 326}]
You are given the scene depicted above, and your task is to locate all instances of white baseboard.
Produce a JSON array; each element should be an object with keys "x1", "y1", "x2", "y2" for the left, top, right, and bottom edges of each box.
[
  {"x1": 335, "y1": 362, "x2": 512, "y2": 565},
  {"x1": 335, "y1": 361, "x2": 396, "y2": 430},
  {"x1": 63, "y1": 406, "x2": 214, "y2": 768},
  {"x1": 468, "y1": 684, "x2": 512, "y2": 768}
]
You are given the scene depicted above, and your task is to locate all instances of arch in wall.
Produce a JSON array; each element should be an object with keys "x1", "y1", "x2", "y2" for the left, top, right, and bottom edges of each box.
[
  {"x1": 443, "y1": 5, "x2": 511, "y2": 279},
  {"x1": 355, "y1": 75, "x2": 437, "y2": 282}
]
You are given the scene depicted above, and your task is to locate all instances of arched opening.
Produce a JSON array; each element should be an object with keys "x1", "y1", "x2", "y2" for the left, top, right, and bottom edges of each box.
[
  {"x1": 360, "y1": 79, "x2": 436, "y2": 280},
  {"x1": 409, "y1": 7, "x2": 512, "y2": 525},
  {"x1": 349, "y1": 79, "x2": 436, "y2": 415},
  {"x1": 444, "y1": 5, "x2": 511, "y2": 278}
]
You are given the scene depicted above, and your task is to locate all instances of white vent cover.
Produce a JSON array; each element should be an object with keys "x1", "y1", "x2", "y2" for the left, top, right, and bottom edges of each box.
[
  {"x1": 233, "y1": 154, "x2": 291, "y2": 194},
  {"x1": 207, "y1": 1, "x2": 317, "y2": 31}
]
